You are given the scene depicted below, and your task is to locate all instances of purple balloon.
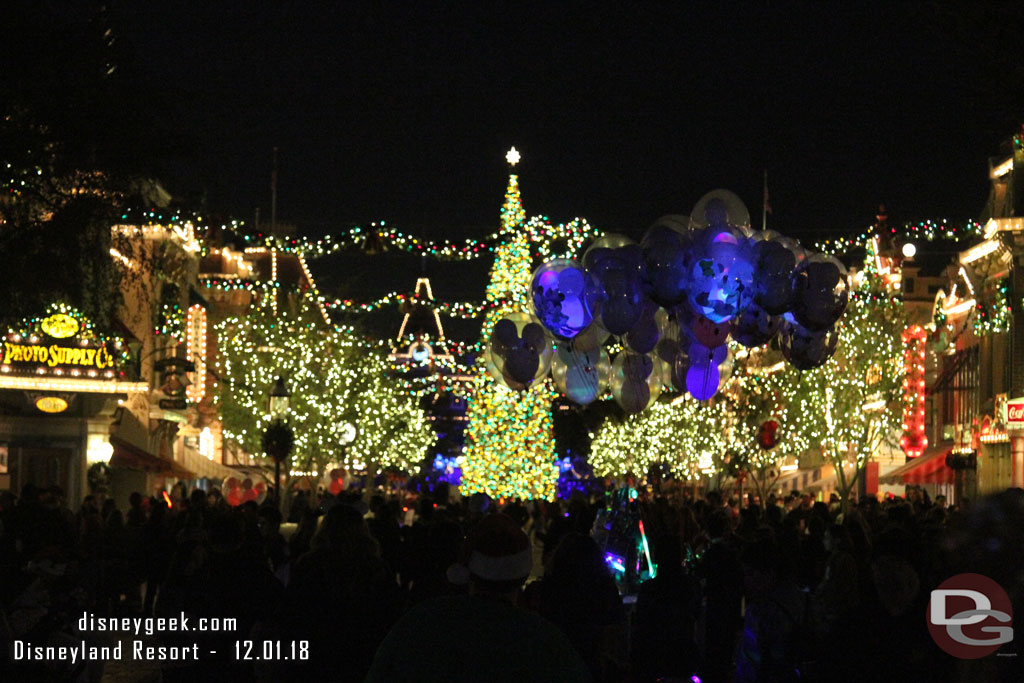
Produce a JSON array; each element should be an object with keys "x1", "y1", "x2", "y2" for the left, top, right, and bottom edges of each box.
[
  {"x1": 530, "y1": 259, "x2": 597, "y2": 340},
  {"x1": 731, "y1": 301, "x2": 782, "y2": 348},
  {"x1": 625, "y1": 307, "x2": 661, "y2": 354},
  {"x1": 686, "y1": 363, "x2": 721, "y2": 401}
]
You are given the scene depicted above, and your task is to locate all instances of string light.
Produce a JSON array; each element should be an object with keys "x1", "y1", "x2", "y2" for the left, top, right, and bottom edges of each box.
[
  {"x1": 185, "y1": 304, "x2": 207, "y2": 403},
  {"x1": 900, "y1": 325, "x2": 928, "y2": 458}
]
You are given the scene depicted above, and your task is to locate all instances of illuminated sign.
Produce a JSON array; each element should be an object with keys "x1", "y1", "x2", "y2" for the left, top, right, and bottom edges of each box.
[
  {"x1": 40, "y1": 314, "x2": 80, "y2": 339},
  {"x1": 1, "y1": 342, "x2": 114, "y2": 370},
  {"x1": 1007, "y1": 397, "x2": 1024, "y2": 430},
  {"x1": 35, "y1": 396, "x2": 69, "y2": 413}
]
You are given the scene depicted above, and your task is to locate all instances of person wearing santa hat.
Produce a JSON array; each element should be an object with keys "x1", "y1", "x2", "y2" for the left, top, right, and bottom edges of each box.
[{"x1": 366, "y1": 513, "x2": 591, "y2": 682}]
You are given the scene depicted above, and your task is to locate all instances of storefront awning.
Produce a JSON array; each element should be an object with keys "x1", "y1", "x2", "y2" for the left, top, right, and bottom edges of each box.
[
  {"x1": 109, "y1": 436, "x2": 195, "y2": 479},
  {"x1": 179, "y1": 446, "x2": 242, "y2": 482},
  {"x1": 878, "y1": 445, "x2": 954, "y2": 485}
]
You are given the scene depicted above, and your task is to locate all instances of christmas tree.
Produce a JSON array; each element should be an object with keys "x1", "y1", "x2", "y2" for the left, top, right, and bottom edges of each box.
[{"x1": 461, "y1": 149, "x2": 559, "y2": 500}]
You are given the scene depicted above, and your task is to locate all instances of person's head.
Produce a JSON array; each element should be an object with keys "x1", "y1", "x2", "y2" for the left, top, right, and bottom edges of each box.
[
  {"x1": 129, "y1": 492, "x2": 142, "y2": 509},
  {"x1": 189, "y1": 488, "x2": 207, "y2": 511},
  {"x1": 934, "y1": 494, "x2": 947, "y2": 509},
  {"x1": 546, "y1": 532, "x2": 609, "y2": 588},
  {"x1": 312, "y1": 503, "x2": 379, "y2": 558},
  {"x1": 447, "y1": 513, "x2": 532, "y2": 601},
  {"x1": 706, "y1": 508, "x2": 732, "y2": 540},
  {"x1": 258, "y1": 505, "x2": 283, "y2": 538},
  {"x1": 741, "y1": 536, "x2": 780, "y2": 595}
]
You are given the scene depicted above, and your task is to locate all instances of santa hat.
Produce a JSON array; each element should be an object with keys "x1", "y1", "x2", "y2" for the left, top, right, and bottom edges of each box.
[{"x1": 447, "y1": 513, "x2": 533, "y2": 585}]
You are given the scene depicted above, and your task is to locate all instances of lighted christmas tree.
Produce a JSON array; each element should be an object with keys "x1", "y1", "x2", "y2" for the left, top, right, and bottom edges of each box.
[{"x1": 461, "y1": 148, "x2": 559, "y2": 500}]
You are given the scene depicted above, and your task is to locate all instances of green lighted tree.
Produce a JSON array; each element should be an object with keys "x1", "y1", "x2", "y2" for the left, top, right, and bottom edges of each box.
[
  {"x1": 788, "y1": 270, "x2": 907, "y2": 507},
  {"x1": 215, "y1": 291, "x2": 433, "y2": 477},
  {"x1": 713, "y1": 348, "x2": 812, "y2": 503},
  {"x1": 589, "y1": 397, "x2": 726, "y2": 480}
]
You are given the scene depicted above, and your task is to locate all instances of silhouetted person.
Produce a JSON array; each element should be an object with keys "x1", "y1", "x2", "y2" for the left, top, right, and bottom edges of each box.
[
  {"x1": 285, "y1": 503, "x2": 403, "y2": 682},
  {"x1": 631, "y1": 533, "x2": 699, "y2": 682},
  {"x1": 367, "y1": 513, "x2": 591, "y2": 683}
]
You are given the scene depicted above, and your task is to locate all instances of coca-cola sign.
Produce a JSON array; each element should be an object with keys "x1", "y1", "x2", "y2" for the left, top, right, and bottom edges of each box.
[{"x1": 1006, "y1": 397, "x2": 1024, "y2": 427}]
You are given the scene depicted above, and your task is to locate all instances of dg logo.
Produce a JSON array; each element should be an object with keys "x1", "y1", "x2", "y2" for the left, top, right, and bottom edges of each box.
[{"x1": 928, "y1": 573, "x2": 1014, "y2": 659}]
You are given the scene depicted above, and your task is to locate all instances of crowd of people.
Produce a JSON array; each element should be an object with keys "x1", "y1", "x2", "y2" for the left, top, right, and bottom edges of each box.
[{"x1": 1, "y1": 480, "x2": 1022, "y2": 682}]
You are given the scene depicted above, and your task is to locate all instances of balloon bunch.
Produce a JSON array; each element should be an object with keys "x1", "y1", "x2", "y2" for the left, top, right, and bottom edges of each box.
[
  {"x1": 222, "y1": 476, "x2": 268, "y2": 506},
  {"x1": 326, "y1": 467, "x2": 348, "y2": 495},
  {"x1": 488, "y1": 189, "x2": 849, "y2": 412}
]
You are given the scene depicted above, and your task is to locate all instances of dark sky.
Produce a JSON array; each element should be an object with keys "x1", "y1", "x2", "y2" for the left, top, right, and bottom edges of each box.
[{"x1": 7, "y1": 2, "x2": 1024, "y2": 329}]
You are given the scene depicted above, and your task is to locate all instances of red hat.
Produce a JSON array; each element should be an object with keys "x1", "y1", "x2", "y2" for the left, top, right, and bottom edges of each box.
[{"x1": 447, "y1": 513, "x2": 533, "y2": 585}]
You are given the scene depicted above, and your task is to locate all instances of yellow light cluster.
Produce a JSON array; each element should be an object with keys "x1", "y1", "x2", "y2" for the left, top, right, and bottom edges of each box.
[
  {"x1": 185, "y1": 304, "x2": 207, "y2": 403},
  {"x1": 215, "y1": 292, "x2": 434, "y2": 476}
]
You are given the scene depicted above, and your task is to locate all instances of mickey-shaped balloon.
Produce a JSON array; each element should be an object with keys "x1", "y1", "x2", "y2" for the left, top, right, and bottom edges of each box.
[
  {"x1": 685, "y1": 343, "x2": 731, "y2": 401},
  {"x1": 749, "y1": 232, "x2": 800, "y2": 314},
  {"x1": 584, "y1": 235, "x2": 647, "y2": 335},
  {"x1": 610, "y1": 351, "x2": 662, "y2": 413},
  {"x1": 730, "y1": 301, "x2": 783, "y2": 348},
  {"x1": 625, "y1": 303, "x2": 664, "y2": 354},
  {"x1": 551, "y1": 343, "x2": 611, "y2": 405},
  {"x1": 686, "y1": 225, "x2": 755, "y2": 323},
  {"x1": 486, "y1": 313, "x2": 553, "y2": 390},
  {"x1": 780, "y1": 320, "x2": 839, "y2": 370},
  {"x1": 641, "y1": 215, "x2": 692, "y2": 307},
  {"x1": 530, "y1": 259, "x2": 597, "y2": 340},
  {"x1": 791, "y1": 254, "x2": 849, "y2": 331},
  {"x1": 692, "y1": 313, "x2": 730, "y2": 348}
]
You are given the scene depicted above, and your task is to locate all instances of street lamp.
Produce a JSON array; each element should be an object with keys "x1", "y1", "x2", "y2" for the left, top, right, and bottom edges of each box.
[
  {"x1": 264, "y1": 376, "x2": 293, "y2": 512},
  {"x1": 269, "y1": 376, "x2": 290, "y2": 418}
]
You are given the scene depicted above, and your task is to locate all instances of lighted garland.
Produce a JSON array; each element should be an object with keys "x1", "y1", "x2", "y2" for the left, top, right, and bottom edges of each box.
[
  {"x1": 817, "y1": 219, "x2": 985, "y2": 255},
  {"x1": 215, "y1": 292, "x2": 433, "y2": 475},
  {"x1": 235, "y1": 212, "x2": 600, "y2": 263},
  {"x1": 156, "y1": 301, "x2": 185, "y2": 340},
  {"x1": 973, "y1": 277, "x2": 1010, "y2": 336}
]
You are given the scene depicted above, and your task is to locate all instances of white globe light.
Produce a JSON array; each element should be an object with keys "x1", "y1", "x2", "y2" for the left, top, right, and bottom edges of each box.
[{"x1": 902, "y1": 242, "x2": 917, "y2": 259}]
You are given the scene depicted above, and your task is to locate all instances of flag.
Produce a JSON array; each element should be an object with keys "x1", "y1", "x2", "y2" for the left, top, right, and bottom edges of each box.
[{"x1": 763, "y1": 170, "x2": 772, "y2": 215}]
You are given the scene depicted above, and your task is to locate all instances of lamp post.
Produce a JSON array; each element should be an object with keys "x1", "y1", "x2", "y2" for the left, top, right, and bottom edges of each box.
[{"x1": 265, "y1": 376, "x2": 293, "y2": 512}]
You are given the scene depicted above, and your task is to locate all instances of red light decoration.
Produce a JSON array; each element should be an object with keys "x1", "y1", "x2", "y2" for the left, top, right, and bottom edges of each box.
[
  {"x1": 757, "y1": 419, "x2": 780, "y2": 450},
  {"x1": 900, "y1": 325, "x2": 928, "y2": 458}
]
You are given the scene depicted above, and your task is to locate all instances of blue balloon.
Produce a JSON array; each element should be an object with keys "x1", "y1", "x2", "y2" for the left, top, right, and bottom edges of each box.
[
  {"x1": 686, "y1": 363, "x2": 721, "y2": 401},
  {"x1": 751, "y1": 238, "x2": 798, "y2": 314},
  {"x1": 530, "y1": 259, "x2": 597, "y2": 340},
  {"x1": 780, "y1": 320, "x2": 839, "y2": 370},
  {"x1": 730, "y1": 301, "x2": 782, "y2": 348},
  {"x1": 791, "y1": 255, "x2": 849, "y2": 332},
  {"x1": 686, "y1": 228, "x2": 755, "y2": 323},
  {"x1": 642, "y1": 216, "x2": 691, "y2": 307},
  {"x1": 625, "y1": 304, "x2": 661, "y2": 354}
]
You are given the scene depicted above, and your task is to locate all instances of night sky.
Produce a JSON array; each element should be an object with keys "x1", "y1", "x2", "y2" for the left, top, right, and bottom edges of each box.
[{"x1": 6, "y1": 2, "x2": 1024, "y2": 331}]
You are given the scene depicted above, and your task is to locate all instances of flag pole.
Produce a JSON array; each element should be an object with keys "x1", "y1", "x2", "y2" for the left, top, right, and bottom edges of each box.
[{"x1": 762, "y1": 169, "x2": 768, "y2": 232}]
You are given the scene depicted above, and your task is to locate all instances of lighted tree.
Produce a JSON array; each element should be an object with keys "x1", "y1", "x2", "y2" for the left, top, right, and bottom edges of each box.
[
  {"x1": 215, "y1": 291, "x2": 433, "y2": 477},
  {"x1": 787, "y1": 268, "x2": 906, "y2": 506},
  {"x1": 589, "y1": 398, "x2": 726, "y2": 480},
  {"x1": 715, "y1": 348, "x2": 811, "y2": 503},
  {"x1": 461, "y1": 155, "x2": 559, "y2": 500}
]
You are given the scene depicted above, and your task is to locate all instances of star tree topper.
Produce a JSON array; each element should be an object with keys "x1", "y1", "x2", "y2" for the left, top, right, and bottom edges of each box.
[{"x1": 505, "y1": 146, "x2": 521, "y2": 166}]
